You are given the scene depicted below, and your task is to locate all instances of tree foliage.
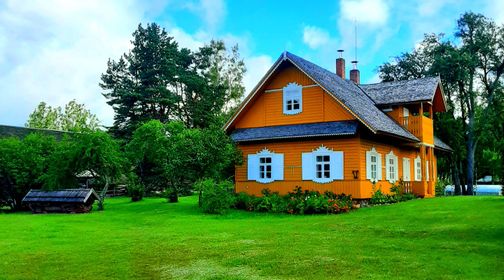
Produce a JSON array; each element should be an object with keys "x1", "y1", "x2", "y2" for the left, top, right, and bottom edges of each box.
[
  {"x1": 377, "y1": 12, "x2": 504, "y2": 193},
  {"x1": 26, "y1": 100, "x2": 100, "y2": 132},
  {"x1": 101, "y1": 23, "x2": 246, "y2": 138},
  {"x1": 0, "y1": 134, "x2": 58, "y2": 209},
  {"x1": 126, "y1": 120, "x2": 241, "y2": 202}
]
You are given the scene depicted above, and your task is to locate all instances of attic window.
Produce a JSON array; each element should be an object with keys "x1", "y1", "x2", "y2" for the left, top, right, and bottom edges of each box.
[{"x1": 283, "y1": 83, "x2": 302, "y2": 115}]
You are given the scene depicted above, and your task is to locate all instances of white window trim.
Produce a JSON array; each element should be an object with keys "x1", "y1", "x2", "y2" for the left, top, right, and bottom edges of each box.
[
  {"x1": 283, "y1": 82, "x2": 302, "y2": 115},
  {"x1": 414, "y1": 155, "x2": 422, "y2": 181},
  {"x1": 402, "y1": 158, "x2": 411, "y2": 181},
  {"x1": 366, "y1": 147, "x2": 382, "y2": 183},
  {"x1": 247, "y1": 148, "x2": 284, "y2": 184},
  {"x1": 302, "y1": 145, "x2": 344, "y2": 183},
  {"x1": 385, "y1": 151, "x2": 399, "y2": 183}
]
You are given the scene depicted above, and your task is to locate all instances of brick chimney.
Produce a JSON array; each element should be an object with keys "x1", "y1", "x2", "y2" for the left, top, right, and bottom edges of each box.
[
  {"x1": 336, "y1": 49, "x2": 345, "y2": 79},
  {"x1": 350, "y1": 60, "x2": 360, "y2": 84}
]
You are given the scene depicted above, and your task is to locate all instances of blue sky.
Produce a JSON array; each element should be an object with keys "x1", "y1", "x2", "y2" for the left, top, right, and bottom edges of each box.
[{"x1": 1, "y1": 0, "x2": 503, "y2": 127}]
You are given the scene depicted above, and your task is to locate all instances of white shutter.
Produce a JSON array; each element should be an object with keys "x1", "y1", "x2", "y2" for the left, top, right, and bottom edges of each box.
[
  {"x1": 366, "y1": 151, "x2": 372, "y2": 180},
  {"x1": 272, "y1": 154, "x2": 284, "y2": 180},
  {"x1": 385, "y1": 154, "x2": 391, "y2": 181},
  {"x1": 247, "y1": 154, "x2": 258, "y2": 181},
  {"x1": 330, "y1": 151, "x2": 344, "y2": 180},
  {"x1": 402, "y1": 158, "x2": 410, "y2": 181},
  {"x1": 414, "y1": 157, "x2": 421, "y2": 181},
  {"x1": 376, "y1": 153, "x2": 383, "y2": 180},
  {"x1": 302, "y1": 152, "x2": 314, "y2": 180},
  {"x1": 394, "y1": 155, "x2": 399, "y2": 181}
]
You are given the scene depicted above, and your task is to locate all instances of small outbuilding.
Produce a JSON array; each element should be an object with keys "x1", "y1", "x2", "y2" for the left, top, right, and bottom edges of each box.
[{"x1": 22, "y1": 189, "x2": 100, "y2": 213}]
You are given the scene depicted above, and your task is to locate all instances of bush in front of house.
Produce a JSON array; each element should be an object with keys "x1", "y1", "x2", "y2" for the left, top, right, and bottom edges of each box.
[
  {"x1": 196, "y1": 179, "x2": 235, "y2": 214},
  {"x1": 234, "y1": 187, "x2": 353, "y2": 215},
  {"x1": 370, "y1": 181, "x2": 416, "y2": 205}
]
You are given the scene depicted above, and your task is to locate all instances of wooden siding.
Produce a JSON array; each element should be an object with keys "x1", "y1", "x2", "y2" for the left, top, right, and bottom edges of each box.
[
  {"x1": 359, "y1": 139, "x2": 420, "y2": 198},
  {"x1": 235, "y1": 137, "x2": 433, "y2": 199},
  {"x1": 235, "y1": 138, "x2": 363, "y2": 198},
  {"x1": 234, "y1": 65, "x2": 355, "y2": 129}
]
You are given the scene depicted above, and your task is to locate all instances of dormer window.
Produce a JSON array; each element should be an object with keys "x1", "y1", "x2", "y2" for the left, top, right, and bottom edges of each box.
[{"x1": 283, "y1": 83, "x2": 302, "y2": 115}]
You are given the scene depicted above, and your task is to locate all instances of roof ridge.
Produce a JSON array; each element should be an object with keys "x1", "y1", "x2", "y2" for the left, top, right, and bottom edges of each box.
[{"x1": 361, "y1": 76, "x2": 438, "y2": 86}]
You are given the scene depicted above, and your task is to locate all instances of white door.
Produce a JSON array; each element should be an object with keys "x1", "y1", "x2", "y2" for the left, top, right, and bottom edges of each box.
[{"x1": 402, "y1": 158, "x2": 411, "y2": 181}]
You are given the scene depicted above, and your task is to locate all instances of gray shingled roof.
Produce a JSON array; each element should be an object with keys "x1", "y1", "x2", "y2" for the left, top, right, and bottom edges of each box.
[
  {"x1": 230, "y1": 121, "x2": 358, "y2": 142},
  {"x1": 285, "y1": 52, "x2": 418, "y2": 141},
  {"x1": 360, "y1": 77, "x2": 440, "y2": 106},
  {"x1": 434, "y1": 136, "x2": 453, "y2": 152},
  {"x1": 22, "y1": 189, "x2": 99, "y2": 203},
  {"x1": 0, "y1": 125, "x2": 67, "y2": 139}
]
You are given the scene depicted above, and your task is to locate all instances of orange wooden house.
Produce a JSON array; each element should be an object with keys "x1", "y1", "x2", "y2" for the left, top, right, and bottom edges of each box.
[{"x1": 225, "y1": 51, "x2": 452, "y2": 199}]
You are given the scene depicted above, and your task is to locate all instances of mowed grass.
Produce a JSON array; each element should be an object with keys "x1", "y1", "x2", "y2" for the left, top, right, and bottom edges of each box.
[{"x1": 0, "y1": 196, "x2": 503, "y2": 280}]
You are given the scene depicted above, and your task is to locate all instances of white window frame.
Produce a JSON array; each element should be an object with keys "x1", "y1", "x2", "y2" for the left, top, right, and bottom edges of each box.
[
  {"x1": 247, "y1": 148, "x2": 284, "y2": 184},
  {"x1": 402, "y1": 158, "x2": 411, "y2": 181},
  {"x1": 366, "y1": 147, "x2": 382, "y2": 183},
  {"x1": 283, "y1": 83, "x2": 302, "y2": 115},
  {"x1": 302, "y1": 145, "x2": 343, "y2": 183},
  {"x1": 385, "y1": 151, "x2": 399, "y2": 183},
  {"x1": 259, "y1": 156, "x2": 272, "y2": 180},
  {"x1": 414, "y1": 156, "x2": 422, "y2": 181}
]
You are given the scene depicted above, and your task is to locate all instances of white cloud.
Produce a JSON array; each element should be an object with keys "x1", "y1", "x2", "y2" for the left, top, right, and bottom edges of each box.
[
  {"x1": 0, "y1": 0, "x2": 272, "y2": 127},
  {"x1": 417, "y1": 0, "x2": 454, "y2": 17},
  {"x1": 184, "y1": 0, "x2": 226, "y2": 32},
  {"x1": 303, "y1": 26, "x2": 331, "y2": 49},
  {"x1": 340, "y1": 0, "x2": 389, "y2": 26},
  {"x1": 0, "y1": 0, "x2": 149, "y2": 126},
  {"x1": 243, "y1": 55, "x2": 274, "y2": 95}
]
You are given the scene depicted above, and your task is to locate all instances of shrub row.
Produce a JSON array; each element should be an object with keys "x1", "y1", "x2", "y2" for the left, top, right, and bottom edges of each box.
[
  {"x1": 235, "y1": 187, "x2": 353, "y2": 215},
  {"x1": 369, "y1": 180, "x2": 416, "y2": 205}
]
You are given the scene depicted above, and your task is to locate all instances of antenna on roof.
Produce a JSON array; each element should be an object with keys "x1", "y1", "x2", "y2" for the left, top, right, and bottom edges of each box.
[{"x1": 354, "y1": 19, "x2": 358, "y2": 62}]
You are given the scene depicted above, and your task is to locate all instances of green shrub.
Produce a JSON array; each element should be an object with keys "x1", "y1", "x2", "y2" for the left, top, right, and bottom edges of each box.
[
  {"x1": 370, "y1": 182, "x2": 416, "y2": 205},
  {"x1": 370, "y1": 188, "x2": 391, "y2": 205},
  {"x1": 127, "y1": 183, "x2": 144, "y2": 202},
  {"x1": 196, "y1": 179, "x2": 235, "y2": 214},
  {"x1": 235, "y1": 192, "x2": 254, "y2": 211},
  {"x1": 435, "y1": 177, "x2": 450, "y2": 196},
  {"x1": 235, "y1": 187, "x2": 352, "y2": 215}
]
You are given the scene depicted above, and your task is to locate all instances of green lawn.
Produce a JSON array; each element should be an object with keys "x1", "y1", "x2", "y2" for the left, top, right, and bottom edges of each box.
[{"x1": 0, "y1": 196, "x2": 503, "y2": 280}]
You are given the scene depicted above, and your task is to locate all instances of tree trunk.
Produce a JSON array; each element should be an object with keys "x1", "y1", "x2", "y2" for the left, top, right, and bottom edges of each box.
[
  {"x1": 98, "y1": 176, "x2": 109, "y2": 211},
  {"x1": 466, "y1": 138, "x2": 476, "y2": 195},
  {"x1": 452, "y1": 160, "x2": 462, "y2": 195}
]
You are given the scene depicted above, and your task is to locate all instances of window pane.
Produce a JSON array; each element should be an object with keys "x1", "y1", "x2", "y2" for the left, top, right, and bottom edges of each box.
[
  {"x1": 323, "y1": 155, "x2": 330, "y2": 162},
  {"x1": 324, "y1": 171, "x2": 330, "y2": 178},
  {"x1": 260, "y1": 157, "x2": 265, "y2": 163},
  {"x1": 266, "y1": 171, "x2": 271, "y2": 178},
  {"x1": 260, "y1": 166, "x2": 264, "y2": 172},
  {"x1": 324, "y1": 164, "x2": 330, "y2": 171},
  {"x1": 316, "y1": 155, "x2": 323, "y2": 162},
  {"x1": 316, "y1": 165, "x2": 321, "y2": 171},
  {"x1": 371, "y1": 155, "x2": 376, "y2": 163},
  {"x1": 316, "y1": 171, "x2": 322, "y2": 178},
  {"x1": 265, "y1": 157, "x2": 271, "y2": 163},
  {"x1": 266, "y1": 165, "x2": 271, "y2": 172}
]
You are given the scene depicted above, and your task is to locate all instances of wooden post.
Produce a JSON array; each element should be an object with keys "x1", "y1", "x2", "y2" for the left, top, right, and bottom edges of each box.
[{"x1": 420, "y1": 145, "x2": 427, "y2": 197}]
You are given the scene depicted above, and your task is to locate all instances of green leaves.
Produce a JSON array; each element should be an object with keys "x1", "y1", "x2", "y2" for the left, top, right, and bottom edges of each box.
[
  {"x1": 101, "y1": 23, "x2": 246, "y2": 137},
  {"x1": 26, "y1": 100, "x2": 100, "y2": 132}
]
